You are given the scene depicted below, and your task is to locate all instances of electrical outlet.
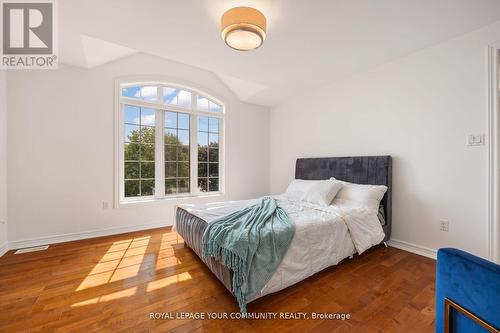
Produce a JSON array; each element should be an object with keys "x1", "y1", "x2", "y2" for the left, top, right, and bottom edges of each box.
[
  {"x1": 440, "y1": 219, "x2": 449, "y2": 232},
  {"x1": 102, "y1": 201, "x2": 109, "y2": 209}
]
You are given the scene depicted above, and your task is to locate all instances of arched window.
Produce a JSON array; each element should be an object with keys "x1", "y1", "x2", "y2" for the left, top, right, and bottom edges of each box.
[{"x1": 116, "y1": 81, "x2": 224, "y2": 202}]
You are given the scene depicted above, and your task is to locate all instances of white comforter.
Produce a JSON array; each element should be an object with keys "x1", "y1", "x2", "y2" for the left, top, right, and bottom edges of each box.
[{"x1": 176, "y1": 195, "x2": 385, "y2": 299}]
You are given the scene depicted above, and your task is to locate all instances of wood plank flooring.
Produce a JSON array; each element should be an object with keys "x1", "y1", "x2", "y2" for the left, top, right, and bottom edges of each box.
[{"x1": 0, "y1": 227, "x2": 436, "y2": 332}]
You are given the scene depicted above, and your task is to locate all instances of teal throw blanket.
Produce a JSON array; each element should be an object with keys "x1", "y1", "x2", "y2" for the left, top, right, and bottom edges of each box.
[{"x1": 202, "y1": 197, "x2": 295, "y2": 313}]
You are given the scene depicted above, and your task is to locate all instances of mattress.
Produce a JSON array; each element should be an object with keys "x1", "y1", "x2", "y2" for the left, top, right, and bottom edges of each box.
[{"x1": 175, "y1": 195, "x2": 385, "y2": 301}]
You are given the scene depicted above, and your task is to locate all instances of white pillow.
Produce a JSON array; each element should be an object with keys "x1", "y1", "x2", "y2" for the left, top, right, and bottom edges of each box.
[
  {"x1": 300, "y1": 180, "x2": 343, "y2": 206},
  {"x1": 330, "y1": 177, "x2": 387, "y2": 212},
  {"x1": 284, "y1": 179, "x2": 322, "y2": 200}
]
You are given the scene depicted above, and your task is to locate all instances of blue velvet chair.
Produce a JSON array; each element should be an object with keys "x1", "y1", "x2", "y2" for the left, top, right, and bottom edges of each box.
[{"x1": 436, "y1": 248, "x2": 500, "y2": 333}]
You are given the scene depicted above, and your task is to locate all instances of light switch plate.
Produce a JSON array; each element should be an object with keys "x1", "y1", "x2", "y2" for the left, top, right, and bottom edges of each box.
[{"x1": 466, "y1": 134, "x2": 485, "y2": 146}]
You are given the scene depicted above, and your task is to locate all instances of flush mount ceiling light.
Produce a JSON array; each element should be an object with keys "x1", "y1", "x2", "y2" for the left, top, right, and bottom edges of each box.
[{"x1": 221, "y1": 7, "x2": 266, "y2": 51}]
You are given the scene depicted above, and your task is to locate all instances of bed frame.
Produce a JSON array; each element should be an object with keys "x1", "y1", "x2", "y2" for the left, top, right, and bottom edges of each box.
[{"x1": 176, "y1": 155, "x2": 393, "y2": 294}]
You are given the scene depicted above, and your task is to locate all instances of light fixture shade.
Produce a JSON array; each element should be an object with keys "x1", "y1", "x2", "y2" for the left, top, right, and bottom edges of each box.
[{"x1": 221, "y1": 7, "x2": 266, "y2": 51}]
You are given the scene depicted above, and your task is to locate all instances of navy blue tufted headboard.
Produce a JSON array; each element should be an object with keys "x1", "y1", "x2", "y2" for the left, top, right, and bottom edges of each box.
[{"x1": 295, "y1": 155, "x2": 392, "y2": 242}]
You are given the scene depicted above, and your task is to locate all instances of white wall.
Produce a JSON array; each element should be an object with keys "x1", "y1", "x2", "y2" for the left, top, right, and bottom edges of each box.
[
  {"x1": 270, "y1": 21, "x2": 500, "y2": 259},
  {"x1": 0, "y1": 70, "x2": 8, "y2": 254},
  {"x1": 7, "y1": 53, "x2": 269, "y2": 246}
]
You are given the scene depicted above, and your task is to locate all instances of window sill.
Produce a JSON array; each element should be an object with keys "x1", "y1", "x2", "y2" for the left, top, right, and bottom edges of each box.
[{"x1": 117, "y1": 192, "x2": 224, "y2": 207}]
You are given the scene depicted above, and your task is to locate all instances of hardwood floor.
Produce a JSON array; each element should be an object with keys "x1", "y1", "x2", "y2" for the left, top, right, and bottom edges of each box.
[{"x1": 0, "y1": 227, "x2": 436, "y2": 333}]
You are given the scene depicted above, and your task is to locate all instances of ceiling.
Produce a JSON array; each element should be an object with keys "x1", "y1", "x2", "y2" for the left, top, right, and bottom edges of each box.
[{"x1": 58, "y1": 0, "x2": 500, "y2": 107}]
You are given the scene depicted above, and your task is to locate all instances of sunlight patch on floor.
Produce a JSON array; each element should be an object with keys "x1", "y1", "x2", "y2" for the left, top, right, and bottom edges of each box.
[
  {"x1": 76, "y1": 236, "x2": 151, "y2": 291},
  {"x1": 155, "y1": 233, "x2": 183, "y2": 270},
  {"x1": 159, "y1": 233, "x2": 181, "y2": 247},
  {"x1": 155, "y1": 256, "x2": 182, "y2": 270},
  {"x1": 146, "y1": 272, "x2": 192, "y2": 292},
  {"x1": 71, "y1": 287, "x2": 137, "y2": 307}
]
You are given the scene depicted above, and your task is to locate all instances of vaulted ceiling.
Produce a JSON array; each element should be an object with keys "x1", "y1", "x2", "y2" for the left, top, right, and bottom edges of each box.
[{"x1": 59, "y1": 0, "x2": 500, "y2": 106}]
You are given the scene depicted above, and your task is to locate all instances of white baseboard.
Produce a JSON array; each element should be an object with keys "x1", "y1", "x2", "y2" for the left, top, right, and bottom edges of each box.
[
  {"x1": 0, "y1": 241, "x2": 8, "y2": 257},
  {"x1": 387, "y1": 239, "x2": 437, "y2": 260},
  {"x1": 3, "y1": 227, "x2": 437, "y2": 261},
  {"x1": 7, "y1": 221, "x2": 170, "y2": 251}
]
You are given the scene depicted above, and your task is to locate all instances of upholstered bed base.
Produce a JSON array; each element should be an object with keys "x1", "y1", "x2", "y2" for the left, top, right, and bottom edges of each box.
[{"x1": 176, "y1": 207, "x2": 233, "y2": 293}]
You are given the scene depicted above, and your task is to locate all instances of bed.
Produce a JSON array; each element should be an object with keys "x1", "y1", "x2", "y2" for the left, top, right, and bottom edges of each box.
[{"x1": 175, "y1": 155, "x2": 392, "y2": 302}]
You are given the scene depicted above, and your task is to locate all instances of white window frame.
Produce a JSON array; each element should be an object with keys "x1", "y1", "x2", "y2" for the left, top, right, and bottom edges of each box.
[{"x1": 114, "y1": 79, "x2": 225, "y2": 205}]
